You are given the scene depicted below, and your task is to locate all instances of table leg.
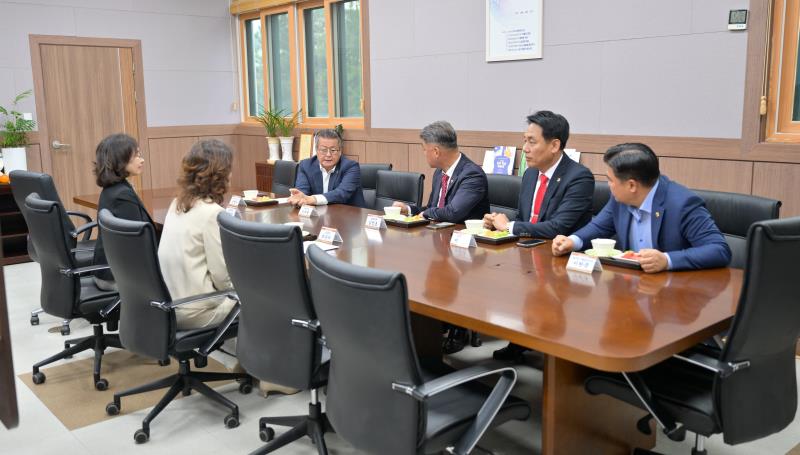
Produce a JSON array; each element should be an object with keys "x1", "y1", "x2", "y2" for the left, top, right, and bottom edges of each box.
[
  {"x1": 410, "y1": 313, "x2": 443, "y2": 361},
  {"x1": 542, "y1": 355, "x2": 655, "y2": 455}
]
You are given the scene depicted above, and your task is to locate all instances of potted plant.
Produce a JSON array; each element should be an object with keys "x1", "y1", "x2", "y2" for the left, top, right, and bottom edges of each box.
[
  {"x1": 0, "y1": 90, "x2": 35, "y2": 175},
  {"x1": 277, "y1": 109, "x2": 301, "y2": 161},
  {"x1": 255, "y1": 106, "x2": 281, "y2": 161}
]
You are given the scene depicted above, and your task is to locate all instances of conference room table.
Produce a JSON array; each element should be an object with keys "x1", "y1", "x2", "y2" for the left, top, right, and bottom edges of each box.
[{"x1": 75, "y1": 188, "x2": 743, "y2": 455}]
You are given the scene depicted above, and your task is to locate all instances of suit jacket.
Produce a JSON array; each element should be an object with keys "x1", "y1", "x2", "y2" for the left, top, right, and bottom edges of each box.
[
  {"x1": 411, "y1": 153, "x2": 490, "y2": 223},
  {"x1": 93, "y1": 180, "x2": 154, "y2": 281},
  {"x1": 294, "y1": 155, "x2": 366, "y2": 208},
  {"x1": 513, "y1": 154, "x2": 594, "y2": 238},
  {"x1": 572, "y1": 175, "x2": 731, "y2": 270}
]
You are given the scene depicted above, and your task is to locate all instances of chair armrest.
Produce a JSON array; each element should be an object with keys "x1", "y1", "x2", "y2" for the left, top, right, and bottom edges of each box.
[
  {"x1": 673, "y1": 351, "x2": 750, "y2": 378},
  {"x1": 291, "y1": 318, "x2": 321, "y2": 332},
  {"x1": 71, "y1": 221, "x2": 97, "y2": 240},
  {"x1": 150, "y1": 289, "x2": 237, "y2": 312},
  {"x1": 66, "y1": 210, "x2": 93, "y2": 222},
  {"x1": 59, "y1": 263, "x2": 111, "y2": 277},
  {"x1": 393, "y1": 365, "x2": 517, "y2": 455},
  {"x1": 621, "y1": 372, "x2": 684, "y2": 441},
  {"x1": 99, "y1": 298, "x2": 121, "y2": 318},
  {"x1": 199, "y1": 301, "x2": 240, "y2": 356}
]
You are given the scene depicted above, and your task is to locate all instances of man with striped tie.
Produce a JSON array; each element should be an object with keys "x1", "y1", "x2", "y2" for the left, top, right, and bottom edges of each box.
[{"x1": 484, "y1": 110, "x2": 594, "y2": 363}]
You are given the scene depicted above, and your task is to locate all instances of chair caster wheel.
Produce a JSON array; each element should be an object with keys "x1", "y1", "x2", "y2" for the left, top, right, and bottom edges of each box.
[
  {"x1": 30, "y1": 315, "x2": 39, "y2": 326},
  {"x1": 60, "y1": 326, "x2": 70, "y2": 336},
  {"x1": 239, "y1": 381, "x2": 253, "y2": 394},
  {"x1": 224, "y1": 414, "x2": 239, "y2": 429},
  {"x1": 259, "y1": 426, "x2": 275, "y2": 442},
  {"x1": 470, "y1": 332, "x2": 482, "y2": 347},
  {"x1": 63, "y1": 343, "x2": 73, "y2": 358},
  {"x1": 182, "y1": 388, "x2": 191, "y2": 396},
  {"x1": 105, "y1": 402, "x2": 120, "y2": 415},
  {"x1": 134, "y1": 428, "x2": 149, "y2": 444},
  {"x1": 32, "y1": 372, "x2": 46, "y2": 385},
  {"x1": 95, "y1": 378, "x2": 109, "y2": 391},
  {"x1": 194, "y1": 356, "x2": 208, "y2": 368},
  {"x1": 158, "y1": 358, "x2": 170, "y2": 366}
]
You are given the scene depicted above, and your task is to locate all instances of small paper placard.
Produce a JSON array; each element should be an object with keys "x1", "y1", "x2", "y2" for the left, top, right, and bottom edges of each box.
[
  {"x1": 564, "y1": 148, "x2": 581, "y2": 163},
  {"x1": 317, "y1": 227, "x2": 343, "y2": 244},
  {"x1": 298, "y1": 205, "x2": 318, "y2": 217},
  {"x1": 364, "y1": 214, "x2": 387, "y2": 230},
  {"x1": 565, "y1": 252, "x2": 603, "y2": 274},
  {"x1": 225, "y1": 206, "x2": 239, "y2": 217},
  {"x1": 228, "y1": 195, "x2": 242, "y2": 207},
  {"x1": 450, "y1": 230, "x2": 477, "y2": 248}
]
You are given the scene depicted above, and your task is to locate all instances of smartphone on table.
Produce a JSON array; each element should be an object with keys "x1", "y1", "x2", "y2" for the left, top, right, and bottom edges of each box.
[
  {"x1": 516, "y1": 239, "x2": 546, "y2": 248},
  {"x1": 426, "y1": 222, "x2": 455, "y2": 230}
]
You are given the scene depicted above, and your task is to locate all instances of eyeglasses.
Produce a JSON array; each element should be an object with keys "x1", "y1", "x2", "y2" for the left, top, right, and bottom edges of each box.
[{"x1": 317, "y1": 147, "x2": 341, "y2": 156}]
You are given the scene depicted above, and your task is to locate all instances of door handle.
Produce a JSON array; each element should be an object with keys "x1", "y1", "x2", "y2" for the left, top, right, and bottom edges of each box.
[{"x1": 52, "y1": 140, "x2": 71, "y2": 150}]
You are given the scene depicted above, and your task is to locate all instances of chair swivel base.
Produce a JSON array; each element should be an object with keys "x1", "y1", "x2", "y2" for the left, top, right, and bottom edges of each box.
[
  {"x1": 105, "y1": 357, "x2": 252, "y2": 444},
  {"x1": 31, "y1": 323, "x2": 121, "y2": 390},
  {"x1": 251, "y1": 395, "x2": 329, "y2": 455}
]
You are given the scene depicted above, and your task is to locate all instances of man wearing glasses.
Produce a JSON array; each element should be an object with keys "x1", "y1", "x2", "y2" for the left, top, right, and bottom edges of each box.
[{"x1": 288, "y1": 128, "x2": 366, "y2": 208}]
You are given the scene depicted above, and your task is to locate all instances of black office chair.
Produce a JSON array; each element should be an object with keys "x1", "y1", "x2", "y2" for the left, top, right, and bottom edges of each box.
[
  {"x1": 694, "y1": 189, "x2": 781, "y2": 269},
  {"x1": 360, "y1": 163, "x2": 392, "y2": 209},
  {"x1": 374, "y1": 169, "x2": 425, "y2": 210},
  {"x1": 585, "y1": 217, "x2": 800, "y2": 455},
  {"x1": 218, "y1": 213, "x2": 329, "y2": 454},
  {"x1": 592, "y1": 180, "x2": 611, "y2": 216},
  {"x1": 271, "y1": 160, "x2": 299, "y2": 196},
  {"x1": 98, "y1": 209, "x2": 251, "y2": 444},
  {"x1": 306, "y1": 245, "x2": 531, "y2": 455},
  {"x1": 24, "y1": 194, "x2": 121, "y2": 391},
  {"x1": 486, "y1": 174, "x2": 521, "y2": 220}
]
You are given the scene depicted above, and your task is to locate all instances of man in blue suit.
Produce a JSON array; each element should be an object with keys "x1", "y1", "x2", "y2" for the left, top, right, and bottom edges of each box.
[
  {"x1": 393, "y1": 121, "x2": 489, "y2": 223},
  {"x1": 552, "y1": 143, "x2": 731, "y2": 273},
  {"x1": 484, "y1": 111, "x2": 594, "y2": 238},
  {"x1": 288, "y1": 128, "x2": 366, "y2": 208}
]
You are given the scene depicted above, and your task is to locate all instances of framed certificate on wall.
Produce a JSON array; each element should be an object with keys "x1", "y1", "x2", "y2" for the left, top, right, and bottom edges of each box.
[{"x1": 486, "y1": 0, "x2": 543, "y2": 62}]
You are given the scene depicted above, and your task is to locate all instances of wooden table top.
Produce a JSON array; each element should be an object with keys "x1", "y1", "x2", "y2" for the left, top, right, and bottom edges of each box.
[{"x1": 75, "y1": 189, "x2": 743, "y2": 372}]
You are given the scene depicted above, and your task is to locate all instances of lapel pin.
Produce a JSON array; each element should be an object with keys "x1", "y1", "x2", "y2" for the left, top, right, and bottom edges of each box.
[
  {"x1": 556, "y1": 177, "x2": 561, "y2": 183},
  {"x1": 655, "y1": 211, "x2": 660, "y2": 218}
]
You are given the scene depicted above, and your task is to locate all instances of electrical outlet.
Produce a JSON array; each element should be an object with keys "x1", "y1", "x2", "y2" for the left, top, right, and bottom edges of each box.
[{"x1": 231, "y1": 102, "x2": 239, "y2": 112}]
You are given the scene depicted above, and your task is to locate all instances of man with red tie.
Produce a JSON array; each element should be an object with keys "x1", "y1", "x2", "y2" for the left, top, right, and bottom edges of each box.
[
  {"x1": 484, "y1": 110, "x2": 594, "y2": 363},
  {"x1": 394, "y1": 120, "x2": 489, "y2": 223}
]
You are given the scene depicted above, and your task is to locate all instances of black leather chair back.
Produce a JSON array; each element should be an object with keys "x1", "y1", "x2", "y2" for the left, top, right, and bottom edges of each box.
[
  {"x1": 271, "y1": 160, "x2": 299, "y2": 196},
  {"x1": 98, "y1": 209, "x2": 172, "y2": 360},
  {"x1": 360, "y1": 163, "x2": 392, "y2": 209},
  {"x1": 24, "y1": 194, "x2": 78, "y2": 319},
  {"x1": 694, "y1": 189, "x2": 781, "y2": 269},
  {"x1": 218, "y1": 213, "x2": 318, "y2": 390},
  {"x1": 307, "y1": 246, "x2": 423, "y2": 455},
  {"x1": 487, "y1": 174, "x2": 521, "y2": 220},
  {"x1": 592, "y1": 180, "x2": 611, "y2": 216},
  {"x1": 374, "y1": 170, "x2": 424, "y2": 210},
  {"x1": 715, "y1": 217, "x2": 800, "y2": 444},
  {"x1": 10, "y1": 170, "x2": 77, "y2": 260}
]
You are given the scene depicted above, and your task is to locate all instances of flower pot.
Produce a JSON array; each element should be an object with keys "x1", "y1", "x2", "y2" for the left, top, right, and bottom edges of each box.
[
  {"x1": 267, "y1": 137, "x2": 280, "y2": 161},
  {"x1": 1, "y1": 147, "x2": 27, "y2": 173},
  {"x1": 279, "y1": 136, "x2": 295, "y2": 161}
]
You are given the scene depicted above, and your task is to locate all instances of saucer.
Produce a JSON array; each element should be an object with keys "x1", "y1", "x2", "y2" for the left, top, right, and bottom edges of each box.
[{"x1": 584, "y1": 248, "x2": 622, "y2": 258}]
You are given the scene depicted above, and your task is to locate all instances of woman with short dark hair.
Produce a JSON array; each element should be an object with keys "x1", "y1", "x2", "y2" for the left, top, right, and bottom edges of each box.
[{"x1": 92, "y1": 133, "x2": 152, "y2": 291}]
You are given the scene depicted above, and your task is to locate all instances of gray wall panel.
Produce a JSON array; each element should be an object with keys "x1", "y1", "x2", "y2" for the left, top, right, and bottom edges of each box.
[
  {"x1": 145, "y1": 70, "x2": 240, "y2": 126},
  {"x1": 370, "y1": 0, "x2": 415, "y2": 60},
  {"x1": 413, "y1": 0, "x2": 483, "y2": 55}
]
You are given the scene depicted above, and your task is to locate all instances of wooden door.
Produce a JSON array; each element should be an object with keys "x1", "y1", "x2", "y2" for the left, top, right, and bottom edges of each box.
[{"x1": 37, "y1": 44, "x2": 141, "y2": 213}]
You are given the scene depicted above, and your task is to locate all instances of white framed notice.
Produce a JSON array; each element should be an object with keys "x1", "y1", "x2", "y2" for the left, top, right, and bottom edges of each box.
[{"x1": 486, "y1": 0, "x2": 543, "y2": 62}]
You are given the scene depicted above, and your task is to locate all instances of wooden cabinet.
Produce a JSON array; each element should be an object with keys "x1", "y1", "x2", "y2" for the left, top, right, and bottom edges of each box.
[
  {"x1": 255, "y1": 161, "x2": 275, "y2": 193},
  {"x1": 0, "y1": 184, "x2": 30, "y2": 265}
]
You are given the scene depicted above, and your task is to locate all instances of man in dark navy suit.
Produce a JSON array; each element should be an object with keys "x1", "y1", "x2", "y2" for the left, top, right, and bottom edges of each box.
[
  {"x1": 288, "y1": 129, "x2": 366, "y2": 208},
  {"x1": 553, "y1": 142, "x2": 731, "y2": 272},
  {"x1": 393, "y1": 121, "x2": 489, "y2": 223},
  {"x1": 484, "y1": 111, "x2": 594, "y2": 238},
  {"x1": 485, "y1": 111, "x2": 595, "y2": 363}
]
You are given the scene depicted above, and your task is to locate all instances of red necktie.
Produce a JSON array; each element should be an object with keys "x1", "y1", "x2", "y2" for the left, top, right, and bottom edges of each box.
[
  {"x1": 437, "y1": 173, "x2": 449, "y2": 208},
  {"x1": 530, "y1": 174, "x2": 548, "y2": 223}
]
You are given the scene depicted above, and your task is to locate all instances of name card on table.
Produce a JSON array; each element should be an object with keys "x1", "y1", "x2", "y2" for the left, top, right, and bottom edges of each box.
[
  {"x1": 298, "y1": 205, "x2": 318, "y2": 217},
  {"x1": 450, "y1": 230, "x2": 477, "y2": 248},
  {"x1": 565, "y1": 252, "x2": 603, "y2": 274},
  {"x1": 228, "y1": 195, "x2": 242, "y2": 207},
  {"x1": 317, "y1": 227, "x2": 343, "y2": 244},
  {"x1": 224, "y1": 206, "x2": 240, "y2": 217},
  {"x1": 364, "y1": 214, "x2": 387, "y2": 230}
]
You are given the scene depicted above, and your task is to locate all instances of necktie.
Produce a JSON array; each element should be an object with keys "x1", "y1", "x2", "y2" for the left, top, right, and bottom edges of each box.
[
  {"x1": 530, "y1": 174, "x2": 549, "y2": 223},
  {"x1": 437, "y1": 173, "x2": 449, "y2": 208}
]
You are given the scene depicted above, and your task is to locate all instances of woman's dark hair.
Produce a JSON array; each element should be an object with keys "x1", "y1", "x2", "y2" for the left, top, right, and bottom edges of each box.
[
  {"x1": 603, "y1": 142, "x2": 660, "y2": 187},
  {"x1": 526, "y1": 110, "x2": 570, "y2": 150},
  {"x1": 93, "y1": 133, "x2": 138, "y2": 187},
  {"x1": 176, "y1": 139, "x2": 234, "y2": 213}
]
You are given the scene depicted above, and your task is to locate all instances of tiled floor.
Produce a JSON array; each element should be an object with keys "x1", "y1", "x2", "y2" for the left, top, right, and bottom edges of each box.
[{"x1": 2, "y1": 261, "x2": 799, "y2": 454}]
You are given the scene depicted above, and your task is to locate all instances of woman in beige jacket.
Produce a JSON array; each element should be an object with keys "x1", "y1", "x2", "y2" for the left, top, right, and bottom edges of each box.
[{"x1": 158, "y1": 140, "x2": 236, "y2": 330}]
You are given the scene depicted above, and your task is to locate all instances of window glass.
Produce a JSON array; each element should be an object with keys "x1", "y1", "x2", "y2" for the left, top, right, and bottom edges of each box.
[
  {"x1": 244, "y1": 18, "x2": 264, "y2": 117},
  {"x1": 333, "y1": 0, "x2": 363, "y2": 118},
  {"x1": 304, "y1": 7, "x2": 329, "y2": 118},
  {"x1": 267, "y1": 13, "x2": 292, "y2": 113}
]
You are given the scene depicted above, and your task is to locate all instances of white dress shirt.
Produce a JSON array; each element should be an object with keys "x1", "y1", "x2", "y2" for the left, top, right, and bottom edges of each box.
[
  {"x1": 312, "y1": 164, "x2": 337, "y2": 205},
  {"x1": 508, "y1": 154, "x2": 562, "y2": 233}
]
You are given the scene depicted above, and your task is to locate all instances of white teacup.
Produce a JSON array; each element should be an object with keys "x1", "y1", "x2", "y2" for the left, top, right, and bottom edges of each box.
[
  {"x1": 590, "y1": 238, "x2": 617, "y2": 256},
  {"x1": 383, "y1": 206, "x2": 401, "y2": 218},
  {"x1": 243, "y1": 190, "x2": 259, "y2": 200},
  {"x1": 464, "y1": 219, "x2": 483, "y2": 235}
]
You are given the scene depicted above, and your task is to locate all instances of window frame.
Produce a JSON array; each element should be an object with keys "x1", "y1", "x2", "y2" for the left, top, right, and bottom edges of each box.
[
  {"x1": 765, "y1": 0, "x2": 800, "y2": 141},
  {"x1": 239, "y1": 11, "x2": 266, "y2": 122}
]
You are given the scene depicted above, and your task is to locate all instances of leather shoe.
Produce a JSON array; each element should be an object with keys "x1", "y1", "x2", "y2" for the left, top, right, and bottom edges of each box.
[
  {"x1": 493, "y1": 343, "x2": 527, "y2": 363},
  {"x1": 442, "y1": 328, "x2": 469, "y2": 355}
]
